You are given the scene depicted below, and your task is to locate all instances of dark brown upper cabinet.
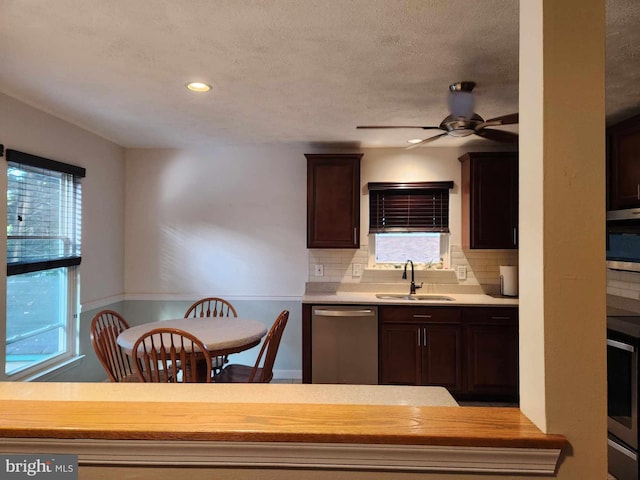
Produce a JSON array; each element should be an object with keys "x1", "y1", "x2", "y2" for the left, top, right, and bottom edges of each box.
[
  {"x1": 306, "y1": 153, "x2": 362, "y2": 249},
  {"x1": 459, "y1": 151, "x2": 519, "y2": 249},
  {"x1": 608, "y1": 113, "x2": 640, "y2": 210}
]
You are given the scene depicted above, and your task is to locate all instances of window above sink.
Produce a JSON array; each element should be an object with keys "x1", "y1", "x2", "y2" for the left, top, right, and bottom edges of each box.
[
  {"x1": 370, "y1": 232, "x2": 450, "y2": 270},
  {"x1": 367, "y1": 181, "x2": 454, "y2": 271}
]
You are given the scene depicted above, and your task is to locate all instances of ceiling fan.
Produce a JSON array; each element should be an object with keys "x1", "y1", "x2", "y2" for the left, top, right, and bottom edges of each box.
[{"x1": 357, "y1": 81, "x2": 518, "y2": 148}]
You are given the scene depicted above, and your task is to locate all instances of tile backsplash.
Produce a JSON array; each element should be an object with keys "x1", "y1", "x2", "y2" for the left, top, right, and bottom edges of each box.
[
  {"x1": 607, "y1": 269, "x2": 640, "y2": 300},
  {"x1": 306, "y1": 248, "x2": 640, "y2": 301},
  {"x1": 308, "y1": 244, "x2": 518, "y2": 293}
]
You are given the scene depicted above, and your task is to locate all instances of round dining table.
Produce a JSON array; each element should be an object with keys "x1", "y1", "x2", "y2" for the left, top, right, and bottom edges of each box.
[{"x1": 117, "y1": 317, "x2": 268, "y2": 381}]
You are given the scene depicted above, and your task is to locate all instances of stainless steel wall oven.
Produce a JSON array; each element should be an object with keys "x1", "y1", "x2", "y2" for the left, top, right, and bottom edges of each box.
[
  {"x1": 608, "y1": 315, "x2": 640, "y2": 480},
  {"x1": 607, "y1": 209, "x2": 640, "y2": 273}
]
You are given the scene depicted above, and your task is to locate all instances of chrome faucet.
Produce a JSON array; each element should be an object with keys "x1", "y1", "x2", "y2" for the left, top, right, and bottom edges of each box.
[{"x1": 402, "y1": 260, "x2": 423, "y2": 295}]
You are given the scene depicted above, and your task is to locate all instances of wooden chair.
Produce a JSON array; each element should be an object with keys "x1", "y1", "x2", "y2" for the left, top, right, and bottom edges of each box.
[
  {"x1": 90, "y1": 310, "x2": 140, "y2": 382},
  {"x1": 184, "y1": 296, "x2": 238, "y2": 372},
  {"x1": 214, "y1": 310, "x2": 289, "y2": 383},
  {"x1": 132, "y1": 327, "x2": 212, "y2": 383}
]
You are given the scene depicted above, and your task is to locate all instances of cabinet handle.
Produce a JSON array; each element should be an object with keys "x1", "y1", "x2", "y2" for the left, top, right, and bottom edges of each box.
[
  {"x1": 513, "y1": 227, "x2": 517, "y2": 246},
  {"x1": 607, "y1": 338, "x2": 635, "y2": 353},
  {"x1": 423, "y1": 328, "x2": 427, "y2": 347},
  {"x1": 354, "y1": 227, "x2": 357, "y2": 244},
  {"x1": 417, "y1": 329, "x2": 421, "y2": 347},
  {"x1": 637, "y1": 184, "x2": 639, "y2": 200},
  {"x1": 413, "y1": 314, "x2": 432, "y2": 318},
  {"x1": 491, "y1": 316, "x2": 511, "y2": 320}
]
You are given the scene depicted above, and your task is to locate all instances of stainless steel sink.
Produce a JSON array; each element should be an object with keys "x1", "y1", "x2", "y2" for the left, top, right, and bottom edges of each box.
[{"x1": 375, "y1": 293, "x2": 455, "y2": 301}]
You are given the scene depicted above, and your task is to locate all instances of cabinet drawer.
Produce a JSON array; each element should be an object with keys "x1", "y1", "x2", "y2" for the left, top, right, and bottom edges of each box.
[
  {"x1": 461, "y1": 307, "x2": 518, "y2": 325},
  {"x1": 380, "y1": 306, "x2": 461, "y2": 324}
]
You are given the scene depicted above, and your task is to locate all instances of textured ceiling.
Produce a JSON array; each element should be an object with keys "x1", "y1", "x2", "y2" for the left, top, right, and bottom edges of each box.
[{"x1": 0, "y1": 1, "x2": 637, "y2": 149}]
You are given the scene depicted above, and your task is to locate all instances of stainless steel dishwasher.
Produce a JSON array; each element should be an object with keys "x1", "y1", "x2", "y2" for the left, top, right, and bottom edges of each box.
[{"x1": 311, "y1": 306, "x2": 378, "y2": 384}]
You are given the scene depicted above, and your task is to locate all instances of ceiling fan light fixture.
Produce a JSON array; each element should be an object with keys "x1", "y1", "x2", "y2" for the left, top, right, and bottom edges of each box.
[
  {"x1": 440, "y1": 113, "x2": 484, "y2": 137},
  {"x1": 447, "y1": 128, "x2": 475, "y2": 137}
]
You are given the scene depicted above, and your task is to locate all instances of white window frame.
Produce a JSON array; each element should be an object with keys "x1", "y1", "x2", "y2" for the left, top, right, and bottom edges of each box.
[{"x1": 3, "y1": 149, "x2": 83, "y2": 380}]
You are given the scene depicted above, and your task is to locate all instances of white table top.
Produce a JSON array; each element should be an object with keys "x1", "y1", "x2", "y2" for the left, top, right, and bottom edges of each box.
[{"x1": 117, "y1": 317, "x2": 268, "y2": 355}]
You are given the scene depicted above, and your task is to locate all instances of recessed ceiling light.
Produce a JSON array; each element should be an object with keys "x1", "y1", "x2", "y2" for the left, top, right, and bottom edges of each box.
[
  {"x1": 407, "y1": 138, "x2": 423, "y2": 144},
  {"x1": 186, "y1": 82, "x2": 212, "y2": 92}
]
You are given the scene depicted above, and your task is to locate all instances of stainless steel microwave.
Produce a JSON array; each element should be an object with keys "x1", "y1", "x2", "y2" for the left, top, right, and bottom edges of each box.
[{"x1": 607, "y1": 208, "x2": 640, "y2": 273}]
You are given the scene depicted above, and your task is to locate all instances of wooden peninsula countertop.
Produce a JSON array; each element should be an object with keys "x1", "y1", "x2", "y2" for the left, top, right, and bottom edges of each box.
[{"x1": 0, "y1": 382, "x2": 567, "y2": 477}]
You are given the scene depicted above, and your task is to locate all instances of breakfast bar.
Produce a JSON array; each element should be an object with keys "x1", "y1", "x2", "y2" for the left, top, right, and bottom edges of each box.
[{"x1": 0, "y1": 382, "x2": 567, "y2": 479}]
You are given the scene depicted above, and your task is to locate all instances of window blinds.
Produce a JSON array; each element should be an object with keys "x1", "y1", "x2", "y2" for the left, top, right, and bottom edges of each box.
[
  {"x1": 6, "y1": 149, "x2": 86, "y2": 276},
  {"x1": 368, "y1": 181, "x2": 453, "y2": 233}
]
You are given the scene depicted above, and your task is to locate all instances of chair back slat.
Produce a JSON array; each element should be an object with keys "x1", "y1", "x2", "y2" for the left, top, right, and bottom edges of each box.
[
  {"x1": 184, "y1": 297, "x2": 237, "y2": 318},
  {"x1": 91, "y1": 310, "x2": 138, "y2": 382},
  {"x1": 132, "y1": 327, "x2": 212, "y2": 383}
]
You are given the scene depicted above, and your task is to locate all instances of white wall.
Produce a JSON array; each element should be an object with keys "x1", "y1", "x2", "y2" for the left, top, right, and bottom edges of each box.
[
  {"x1": 124, "y1": 146, "x2": 308, "y2": 298},
  {"x1": 0, "y1": 93, "x2": 126, "y2": 308}
]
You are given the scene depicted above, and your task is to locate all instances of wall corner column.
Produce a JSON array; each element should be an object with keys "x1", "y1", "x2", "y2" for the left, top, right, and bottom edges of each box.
[{"x1": 519, "y1": 0, "x2": 607, "y2": 478}]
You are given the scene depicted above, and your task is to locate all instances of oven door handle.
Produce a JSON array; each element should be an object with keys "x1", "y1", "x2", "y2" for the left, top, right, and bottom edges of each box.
[
  {"x1": 607, "y1": 338, "x2": 636, "y2": 352},
  {"x1": 608, "y1": 438, "x2": 638, "y2": 460}
]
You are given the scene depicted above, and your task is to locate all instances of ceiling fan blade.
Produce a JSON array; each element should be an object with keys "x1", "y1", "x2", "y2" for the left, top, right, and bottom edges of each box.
[
  {"x1": 405, "y1": 132, "x2": 449, "y2": 149},
  {"x1": 475, "y1": 128, "x2": 519, "y2": 143},
  {"x1": 481, "y1": 113, "x2": 519, "y2": 127},
  {"x1": 357, "y1": 125, "x2": 443, "y2": 130}
]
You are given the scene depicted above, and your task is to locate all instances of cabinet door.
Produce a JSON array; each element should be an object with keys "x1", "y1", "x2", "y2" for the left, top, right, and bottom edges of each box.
[
  {"x1": 379, "y1": 324, "x2": 421, "y2": 385},
  {"x1": 463, "y1": 308, "x2": 519, "y2": 399},
  {"x1": 608, "y1": 115, "x2": 640, "y2": 210},
  {"x1": 306, "y1": 153, "x2": 362, "y2": 248},
  {"x1": 421, "y1": 324, "x2": 463, "y2": 393},
  {"x1": 460, "y1": 152, "x2": 518, "y2": 249}
]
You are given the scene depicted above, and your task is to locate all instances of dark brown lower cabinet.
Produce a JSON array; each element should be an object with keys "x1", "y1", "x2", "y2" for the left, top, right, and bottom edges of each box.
[
  {"x1": 379, "y1": 305, "x2": 518, "y2": 402},
  {"x1": 462, "y1": 307, "x2": 519, "y2": 401},
  {"x1": 379, "y1": 306, "x2": 463, "y2": 395}
]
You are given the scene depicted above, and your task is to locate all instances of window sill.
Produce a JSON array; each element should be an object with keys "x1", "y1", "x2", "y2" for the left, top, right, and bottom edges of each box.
[{"x1": 12, "y1": 355, "x2": 85, "y2": 382}]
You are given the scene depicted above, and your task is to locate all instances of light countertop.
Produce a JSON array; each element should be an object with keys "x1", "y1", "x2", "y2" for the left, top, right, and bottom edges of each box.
[
  {"x1": 0, "y1": 382, "x2": 458, "y2": 407},
  {"x1": 302, "y1": 291, "x2": 519, "y2": 306}
]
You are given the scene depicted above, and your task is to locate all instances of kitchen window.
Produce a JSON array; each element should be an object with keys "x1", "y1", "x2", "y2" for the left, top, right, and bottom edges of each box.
[
  {"x1": 368, "y1": 182, "x2": 453, "y2": 268},
  {"x1": 5, "y1": 149, "x2": 85, "y2": 378}
]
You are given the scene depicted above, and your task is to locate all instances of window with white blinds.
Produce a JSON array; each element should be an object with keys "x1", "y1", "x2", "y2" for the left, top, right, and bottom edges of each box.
[
  {"x1": 368, "y1": 181, "x2": 453, "y2": 233},
  {"x1": 6, "y1": 149, "x2": 85, "y2": 276}
]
